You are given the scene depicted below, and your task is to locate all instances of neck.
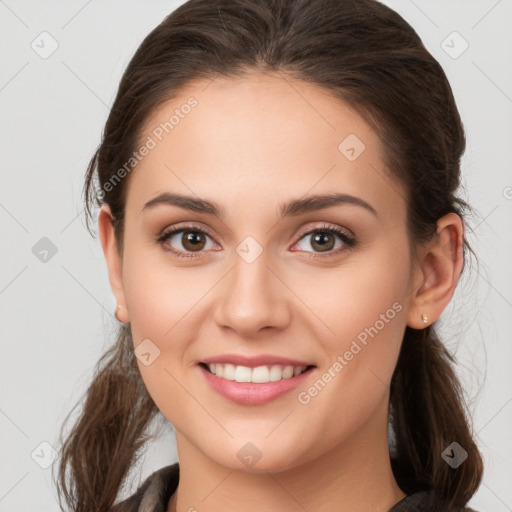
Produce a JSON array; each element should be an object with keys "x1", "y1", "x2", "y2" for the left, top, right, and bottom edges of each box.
[{"x1": 168, "y1": 400, "x2": 405, "y2": 512}]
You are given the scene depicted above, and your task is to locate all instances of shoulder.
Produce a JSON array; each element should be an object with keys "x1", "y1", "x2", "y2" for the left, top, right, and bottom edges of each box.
[
  {"x1": 389, "y1": 490, "x2": 482, "y2": 512},
  {"x1": 111, "y1": 463, "x2": 180, "y2": 512}
]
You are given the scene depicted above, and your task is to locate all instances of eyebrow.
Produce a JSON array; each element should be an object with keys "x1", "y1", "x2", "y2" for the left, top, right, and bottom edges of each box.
[{"x1": 142, "y1": 192, "x2": 378, "y2": 219}]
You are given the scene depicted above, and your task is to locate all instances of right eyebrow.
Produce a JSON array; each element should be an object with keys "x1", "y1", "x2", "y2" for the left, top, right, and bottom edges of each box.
[{"x1": 142, "y1": 192, "x2": 223, "y2": 217}]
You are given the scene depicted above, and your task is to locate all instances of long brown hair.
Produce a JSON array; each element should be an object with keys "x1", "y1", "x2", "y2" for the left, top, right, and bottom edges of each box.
[{"x1": 54, "y1": 0, "x2": 484, "y2": 510}]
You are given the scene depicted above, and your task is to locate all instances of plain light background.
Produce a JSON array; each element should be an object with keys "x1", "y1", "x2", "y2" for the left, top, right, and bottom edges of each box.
[{"x1": 0, "y1": 0, "x2": 511, "y2": 510}]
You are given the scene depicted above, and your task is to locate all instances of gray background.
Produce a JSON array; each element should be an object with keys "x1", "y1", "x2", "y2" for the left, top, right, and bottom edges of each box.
[{"x1": 0, "y1": 0, "x2": 511, "y2": 510}]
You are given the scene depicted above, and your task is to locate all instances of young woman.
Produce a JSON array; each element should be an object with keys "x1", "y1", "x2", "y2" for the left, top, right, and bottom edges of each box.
[{"x1": 54, "y1": 0, "x2": 484, "y2": 511}]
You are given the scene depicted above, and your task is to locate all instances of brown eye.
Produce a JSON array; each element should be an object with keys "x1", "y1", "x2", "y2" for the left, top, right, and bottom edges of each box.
[
  {"x1": 180, "y1": 230, "x2": 208, "y2": 252},
  {"x1": 308, "y1": 231, "x2": 336, "y2": 252},
  {"x1": 291, "y1": 225, "x2": 357, "y2": 259},
  {"x1": 157, "y1": 225, "x2": 217, "y2": 259}
]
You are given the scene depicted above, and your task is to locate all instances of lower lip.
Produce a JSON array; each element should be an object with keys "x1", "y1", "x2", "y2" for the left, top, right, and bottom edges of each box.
[{"x1": 199, "y1": 365, "x2": 315, "y2": 405}]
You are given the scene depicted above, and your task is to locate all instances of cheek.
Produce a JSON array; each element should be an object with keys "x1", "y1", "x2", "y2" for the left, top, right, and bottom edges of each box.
[
  {"x1": 120, "y1": 245, "x2": 216, "y2": 413},
  {"x1": 308, "y1": 243, "x2": 410, "y2": 384},
  {"x1": 289, "y1": 248, "x2": 409, "y2": 447},
  {"x1": 121, "y1": 252, "x2": 194, "y2": 424},
  {"x1": 122, "y1": 242, "x2": 206, "y2": 340}
]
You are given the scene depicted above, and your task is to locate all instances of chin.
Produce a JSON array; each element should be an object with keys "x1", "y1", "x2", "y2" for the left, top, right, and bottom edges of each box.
[{"x1": 201, "y1": 439, "x2": 311, "y2": 475}]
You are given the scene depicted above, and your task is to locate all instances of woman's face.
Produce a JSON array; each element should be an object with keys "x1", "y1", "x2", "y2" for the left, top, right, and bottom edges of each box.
[{"x1": 106, "y1": 72, "x2": 421, "y2": 472}]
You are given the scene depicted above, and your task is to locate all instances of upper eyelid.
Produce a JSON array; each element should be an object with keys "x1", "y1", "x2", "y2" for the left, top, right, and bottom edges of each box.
[
  {"x1": 294, "y1": 223, "x2": 353, "y2": 240},
  {"x1": 161, "y1": 222, "x2": 213, "y2": 236}
]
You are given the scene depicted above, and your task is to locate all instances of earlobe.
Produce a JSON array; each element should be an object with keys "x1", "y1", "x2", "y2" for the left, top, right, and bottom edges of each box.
[
  {"x1": 406, "y1": 213, "x2": 464, "y2": 330},
  {"x1": 98, "y1": 204, "x2": 130, "y2": 324}
]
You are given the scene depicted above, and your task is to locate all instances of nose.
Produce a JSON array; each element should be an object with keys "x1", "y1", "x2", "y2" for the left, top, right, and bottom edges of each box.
[{"x1": 212, "y1": 251, "x2": 292, "y2": 338}]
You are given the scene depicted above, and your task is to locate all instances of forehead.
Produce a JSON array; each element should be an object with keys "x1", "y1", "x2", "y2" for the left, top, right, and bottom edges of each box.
[{"x1": 126, "y1": 71, "x2": 406, "y2": 223}]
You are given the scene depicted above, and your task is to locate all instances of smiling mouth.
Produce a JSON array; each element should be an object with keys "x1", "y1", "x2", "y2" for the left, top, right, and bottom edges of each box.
[{"x1": 199, "y1": 362, "x2": 316, "y2": 384}]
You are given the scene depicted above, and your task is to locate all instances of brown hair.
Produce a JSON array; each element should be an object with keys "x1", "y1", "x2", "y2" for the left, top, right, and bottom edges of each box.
[{"x1": 54, "y1": 0, "x2": 484, "y2": 510}]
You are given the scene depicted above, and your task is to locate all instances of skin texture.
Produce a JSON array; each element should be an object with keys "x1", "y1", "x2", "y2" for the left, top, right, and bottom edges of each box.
[{"x1": 98, "y1": 72, "x2": 464, "y2": 512}]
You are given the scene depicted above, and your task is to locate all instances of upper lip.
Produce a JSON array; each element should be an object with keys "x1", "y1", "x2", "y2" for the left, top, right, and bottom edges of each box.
[{"x1": 200, "y1": 354, "x2": 315, "y2": 368}]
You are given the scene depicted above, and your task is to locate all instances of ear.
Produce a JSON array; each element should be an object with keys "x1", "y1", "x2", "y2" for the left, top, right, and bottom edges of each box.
[
  {"x1": 98, "y1": 204, "x2": 130, "y2": 324},
  {"x1": 406, "y1": 213, "x2": 464, "y2": 329}
]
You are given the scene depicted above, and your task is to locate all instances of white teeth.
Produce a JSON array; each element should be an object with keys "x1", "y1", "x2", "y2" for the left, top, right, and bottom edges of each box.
[
  {"x1": 269, "y1": 365, "x2": 283, "y2": 381},
  {"x1": 234, "y1": 365, "x2": 252, "y2": 382},
  {"x1": 206, "y1": 363, "x2": 308, "y2": 383},
  {"x1": 282, "y1": 366, "x2": 294, "y2": 379},
  {"x1": 251, "y1": 365, "x2": 270, "y2": 383},
  {"x1": 224, "y1": 364, "x2": 236, "y2": 380}
]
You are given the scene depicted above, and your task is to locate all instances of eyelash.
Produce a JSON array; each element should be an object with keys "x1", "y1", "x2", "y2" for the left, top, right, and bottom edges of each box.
[{"x1": 156, "y1": 223, "x2": 357, "y2": 260}]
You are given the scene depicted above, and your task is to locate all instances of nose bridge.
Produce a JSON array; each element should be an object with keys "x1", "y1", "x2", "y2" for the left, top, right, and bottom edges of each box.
[{"x1": 213, "y1": 244, "x2": 290, "y2": 335}]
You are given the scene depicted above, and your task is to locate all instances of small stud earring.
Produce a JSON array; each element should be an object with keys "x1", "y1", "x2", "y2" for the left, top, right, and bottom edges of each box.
[{"x1": 421, "y1": 313, "x2": 428, "y2": 325}]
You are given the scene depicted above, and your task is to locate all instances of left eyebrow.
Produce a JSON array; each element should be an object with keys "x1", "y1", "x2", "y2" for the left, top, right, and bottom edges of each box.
[
  {"x1": 278, "y1": 193, "x2": 378, "y2": 218},
  {"x1": 141, "y1": 192, "x2": 378, "y2": 219}
]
